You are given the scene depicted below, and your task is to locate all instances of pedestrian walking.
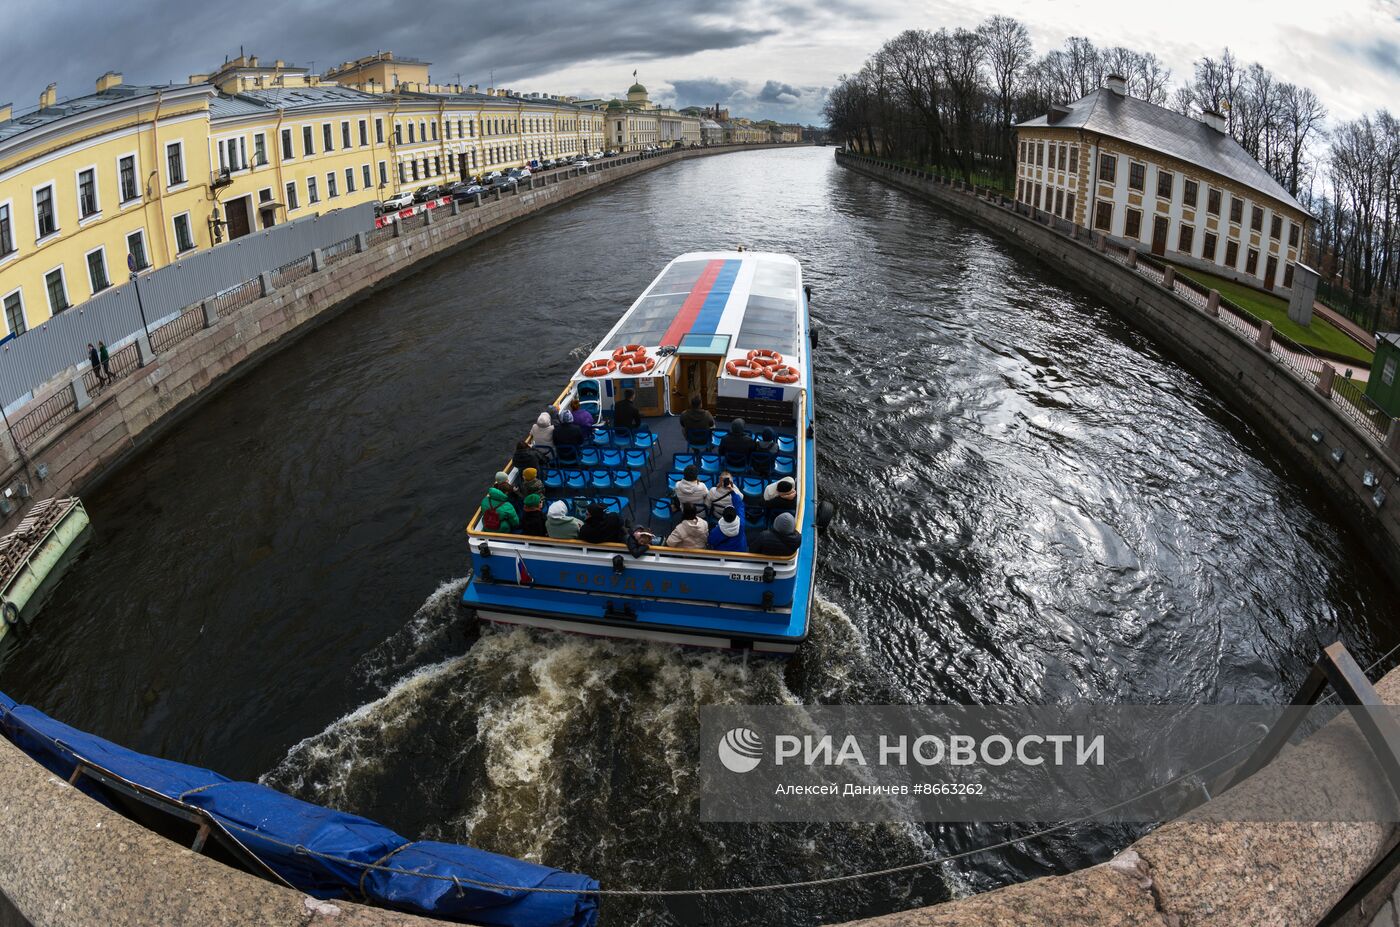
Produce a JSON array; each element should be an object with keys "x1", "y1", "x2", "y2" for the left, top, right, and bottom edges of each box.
[
  {"x1": 98, "y1": 341, "x2": 112, "y2": 381},
  {"x1": 86, "y1": 343, "x2": 105, "y2": 386}
]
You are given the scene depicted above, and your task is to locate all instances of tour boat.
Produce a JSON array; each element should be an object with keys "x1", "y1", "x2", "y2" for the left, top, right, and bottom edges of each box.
[
  {"x1": 461, "y1": 251, "x2": 827, "y2": 655},
  {"x1": 0, "y1": 497, "x2": 91, "y2": 645}
]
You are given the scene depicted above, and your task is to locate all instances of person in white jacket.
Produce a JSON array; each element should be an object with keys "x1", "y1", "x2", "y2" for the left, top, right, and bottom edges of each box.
[
  {"x1": 666, "y1": 503, "x2": 709, "y2": 549},
  {"x1": 673, "y1": 464, "x2": 709, "y2": 508},
  {"x1": 529, "y1": 412, "x2": 554, "y2": 451}
]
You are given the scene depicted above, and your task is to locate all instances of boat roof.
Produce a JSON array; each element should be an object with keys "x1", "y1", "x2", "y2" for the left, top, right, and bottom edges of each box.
[{"x1": 577, "y1": 251, "x2": 807, "y2": 383}]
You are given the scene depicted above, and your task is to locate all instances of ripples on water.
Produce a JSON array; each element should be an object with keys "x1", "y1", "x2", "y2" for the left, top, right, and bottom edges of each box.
[{"x1": 3, "y1": 148, "x2": 1395, "y2": 925}]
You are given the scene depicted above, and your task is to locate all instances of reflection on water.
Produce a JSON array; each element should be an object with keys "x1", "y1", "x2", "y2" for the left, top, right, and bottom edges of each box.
[{"x1": 3, "y1": 148, "x2": 1394, "y2": 925}]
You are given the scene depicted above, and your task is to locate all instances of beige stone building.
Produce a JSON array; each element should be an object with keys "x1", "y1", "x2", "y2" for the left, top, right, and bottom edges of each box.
[{"x1": 1016, "y1": 75, "x2": 1310, "y2": 292}]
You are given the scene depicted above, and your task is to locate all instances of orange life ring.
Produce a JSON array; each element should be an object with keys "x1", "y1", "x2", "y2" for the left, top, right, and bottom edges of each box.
[
  {"x1": 612, "y1": 344, "x2": 647, "y2": 362},
  {"x1": 725, "y1": 358, "x2": 764, "y2": 379},
  {"x1": 620, "y1": 356, "x2": 656, "y2": 375},
  {"x1": 747, "y1": 349, "x2": 783, "y2": 367},
  {"x1": 765, "y1": 364, "x2": 800, "y2": 384},
  {"x1": 581, "y1": 358, "x2": 617, "y2": 377}
]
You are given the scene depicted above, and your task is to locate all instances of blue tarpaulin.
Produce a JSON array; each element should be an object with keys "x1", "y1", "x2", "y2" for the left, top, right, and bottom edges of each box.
[{"x1": 0, "y1": 693, "x2": 598, "y2": 927}]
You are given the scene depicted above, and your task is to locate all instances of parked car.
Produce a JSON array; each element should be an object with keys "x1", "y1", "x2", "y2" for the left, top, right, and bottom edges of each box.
[
  {"x1": 413, "y1": 184, "x2": 445, "y2": 203},
  {"x1": 571, "y1": 159, "x2": 590, "y2": 169},
  {"x1": 483, "y1": 170, "x2": 503, "y2": 183},
  {"x1": 516, "y1": 167, "x2": 532, "y2": 177},
  {"x1": 604, "y1": 149, "x2": 619, "y2": 158},
  {"x1": 381, "y1": 192, "x2": 414, "y2": 211},
  {"x1": 489, "y1": 175, "x2": 518, "y2": 191},
  {"x1": 451, "y1": 183, "x2": 485, "y2": 200}
]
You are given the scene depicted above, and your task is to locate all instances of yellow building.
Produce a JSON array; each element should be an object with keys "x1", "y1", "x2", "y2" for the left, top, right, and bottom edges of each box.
[
  {"x1": 601, "y1": 81, "x2": 700, "y2": 151},
  {"x1": 0, "y1": 74, "x2": 216, "y2": 337}
]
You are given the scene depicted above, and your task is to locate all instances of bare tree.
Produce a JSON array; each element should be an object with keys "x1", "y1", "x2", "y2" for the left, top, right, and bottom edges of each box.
[{"x1": 979, "y1": 15, "x2": 1033, "y2": 180}]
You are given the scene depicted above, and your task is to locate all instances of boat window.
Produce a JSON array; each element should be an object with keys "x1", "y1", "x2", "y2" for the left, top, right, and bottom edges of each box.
[{"x1": 677, "y1": 333, "x2": 730, "y2": 355}]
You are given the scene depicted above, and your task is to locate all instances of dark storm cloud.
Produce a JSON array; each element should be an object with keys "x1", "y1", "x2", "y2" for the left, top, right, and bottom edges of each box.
[
  {"x1": 757, "y1": 80, "x2": 802, "y2": 104},
  {"x1": 669, "y1": 78, "x2": 749, "y2": 108},
  {"x1": 1, "y1": 0, "x2": 777, "y2": 108},
  {"x1": 1352, "y1": 37, "x2": 1400, "y2": 75}
]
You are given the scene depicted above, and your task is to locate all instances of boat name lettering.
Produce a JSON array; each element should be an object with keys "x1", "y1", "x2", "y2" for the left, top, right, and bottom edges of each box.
[{"x1": 559, "y1": 570, "x2": 690, "y2": 594}]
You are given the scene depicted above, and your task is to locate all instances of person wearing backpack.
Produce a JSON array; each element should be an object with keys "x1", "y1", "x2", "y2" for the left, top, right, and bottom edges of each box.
[{"x1": 479, "y1": 483, "x2": 521, "y2": 533}]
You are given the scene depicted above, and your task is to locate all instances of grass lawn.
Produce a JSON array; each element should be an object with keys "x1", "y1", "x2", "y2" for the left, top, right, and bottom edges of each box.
[{"x1": 1169, "y1": 264, "x2": 1374, "y2": 365}]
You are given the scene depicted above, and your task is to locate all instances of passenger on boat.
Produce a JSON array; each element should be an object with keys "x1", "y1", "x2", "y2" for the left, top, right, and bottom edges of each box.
[
  {"x1": 613, "y1": 389, "x2": 642, "y2": 430},
  {"x1": 578, "y1": 503, "x2": 627, "y2": 544},
  {"x1": 545, "y1": 500, "x2": 583, "y2": 539},
  {"x1": 480, "y1": 482, "x2": 521, "y2": 533},
  {"x1": 679, "y1": 395, "x2": 714, "y2": 434},
  {"x1": 708, "y1": 501, "x2": 748, "y2": 552},
  {"x1": 520, "y1": 494, "x2": 548, "y2": 536},
  {"x1": 705, "y1": 471, "x2": 738, "y2": 516},
  {"x1": 520, "y1": 467, "x2": 545, "y2": 500},
  {"x1": 763, "y1": 478, "x2": 798, "y2": 514},
  {"x1": 665, "y1": 503, "x2": 709, "y2": 549},
  {"x1": 719, "y1": 419, "x2": 755, "y2": 463},
  {"x1": 513, "y1": 440, "x2": 546, "y2": 475},
  {"x1": 570, "y1": 398, "x2": 595, "y2": 435},
  {"x1": 529, "y1": 412, "x2": 555, "y2": 450},
  {"x1": 492, "y1": 470, "x2": 522, "y2": 507},
  {"x1": 553, "y1": 409, "x2": 584, "y2": 450},
  {"x1": 753, "y1": 511, "x2": 801, "y2": 557},
  {"x1": 752, "y1": 428, "x2": 779, "y2": 476},
  {"x1": 674, "y1": 465, "x2": 709, "y2": 508}
]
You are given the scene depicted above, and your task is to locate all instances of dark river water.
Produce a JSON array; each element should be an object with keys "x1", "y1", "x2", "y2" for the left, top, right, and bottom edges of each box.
[{"x1": 3, "y1": 147, "x2": 1394, "y2": 926}]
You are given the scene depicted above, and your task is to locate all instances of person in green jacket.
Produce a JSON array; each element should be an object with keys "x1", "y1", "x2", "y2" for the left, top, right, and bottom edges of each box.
[{"x1": 480, "y1": 485, "x2": 521, "y2": 532}]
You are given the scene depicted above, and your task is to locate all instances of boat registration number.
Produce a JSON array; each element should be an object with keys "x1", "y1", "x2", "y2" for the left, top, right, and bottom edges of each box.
[{"x1": 729, "y1": 572, "x2": 763, "y2": 582}]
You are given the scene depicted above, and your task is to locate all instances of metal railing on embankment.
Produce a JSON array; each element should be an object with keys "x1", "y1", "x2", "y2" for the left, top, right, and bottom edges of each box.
[
  {"x1": 839, "y1": 151, "x2": 1397, "y2": 446},
  {"x1": 0, "y1": 145, "x2": 768, "y2": 455}
]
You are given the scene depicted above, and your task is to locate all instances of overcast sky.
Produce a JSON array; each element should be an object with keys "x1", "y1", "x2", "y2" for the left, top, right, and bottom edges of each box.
[{"x1": 3, "y1": 0, "x2": 1398, "y2": 129}]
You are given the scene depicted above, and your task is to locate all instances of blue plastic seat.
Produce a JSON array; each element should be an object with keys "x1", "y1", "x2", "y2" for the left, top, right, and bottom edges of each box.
[
  {"x1": 579, "y1": 447, "x2": 601, "y2": 466},
  {"x1": 624, "y1": 449, "x2": 649, "y2": 469},
  {"x1": 650, "y1": 497, "x2": 675, "y2": 522},
  {"x1": 739, "y1": 477, "x2": 767, "y2": 503},
  {"x1": 685, "y1": 428, "x2": 712, "y2": 454},
  {"x1": 666, "y1": 470, "x2": 685, "y2": 490},
  {"x1": 590, "y1": 425, "x2": 613, "y2": 446},
  {"x1": 597, "y1": 495, "x2": 628, "y2": 514},
  {"x1": 772, "y1": 454, "x2": 795, "y2": 477},
  {"x1": 554, "y1": 445, "x2": 581, "y2": 466},
  {"x1": 601, "y1": 448, "x2": 623, "y2": 468},
  {"x1": 570, "y1": 496, "x2": 592, "y2": 518},
  {"x1": 611, "y1": 426, "x2": 633, "y2": 448},
  {"x1": 699, "y1": 453, "x2": 721, "y2": 476},
  {"x1": 564, "y1": 469, "x2": 588, "y2": 490},
  {"x1": 672, "y1": 452, "x2": 698, "y2": 472},
  {"x1": 633, "y1": 425, "x2": 657, "y2": 449},
  {"x1": 744, "y1": 505, "x2": 769, "y2": 527},
  {"x1": 750, "y1": 451, "x2": 775, "y2": 477},
  {"x1": 611, "y1": 468, "x2": 639, "y2": 490},
  {"x1": 723, "y1": 451, "x2": 749, "y2": 474},
  {"x1": 777, "y1": 435, "x2": 797, "y2": 454},
  {"x1": 543, "y1": 468, "x2": 565, "y2": 489},
  {"x1": 710, "y1": 428, "x2": 728, "y2": 447},
  {"x1": 589, "y1": 469, "x2": 613, "y2": 491}
]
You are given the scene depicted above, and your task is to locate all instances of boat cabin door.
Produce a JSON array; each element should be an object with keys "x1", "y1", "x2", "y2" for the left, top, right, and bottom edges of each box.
[{"x1": 668, "y1": 334, "x2": 731, "y2": 416}]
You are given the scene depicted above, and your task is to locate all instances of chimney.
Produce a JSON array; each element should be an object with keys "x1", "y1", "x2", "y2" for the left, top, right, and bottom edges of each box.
[
  {"x1": 1104, "y1": 74, "x2": 1127, "y2": 96},
  {"x1": 96, "y1": 71, "x2": 122, "y2": 93},
  {"x1": 0, "y1": 104, "x2": 10, "y2": 124},
  {"x1": 188, "y1": 73, "x2": 210, "y2": 85},
  {"x1": 249, "y1": 55, "x2": 259, "y2": 67},
  {"x1": 1047, "y1": 104, "x2": 1072, "y2": 124},
  {"x1": 39, "y1": 83, "x2": 57, "y2": 109},
  {"x1": 1200, "y1": 109, "x2": 1227, "y2": 133},
  {"x1": 274, "y1": 59, "x2": 285, "y2": 68}
]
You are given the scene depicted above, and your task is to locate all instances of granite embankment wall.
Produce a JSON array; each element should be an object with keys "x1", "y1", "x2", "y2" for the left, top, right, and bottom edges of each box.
[
  {"x1": 833, "y1": 153, "x2": 1400, "y2": 926},
  {"x1": 838, "y1": 151, "x2": 1400, "y2": 583},
  {"x1": 0, "y1": 144, "x2": 794, "y2": 536}
]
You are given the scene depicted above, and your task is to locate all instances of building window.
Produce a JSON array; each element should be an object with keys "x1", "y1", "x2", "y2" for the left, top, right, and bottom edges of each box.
[
  {"x1": 1156, "y1": 169, "x2": 1173, "y2": 199},
  {"x1": 1095, "y1": 200, "x2": 1113, "y2": 231},
  {"x1": 0, "y1": 204, "x2": 12, "y2": 257},
  {"x1": 303, "y1": 125, "x2": 315, "y2": 156},
  {"x1": 1124, "y1": 207, "x2": 1142, "y2": 239},
  {"x1": 327, "y1": 172, "x2": 338, "y2": 198},
  {"x1": 1284, "y1": 263, "x2": 1295, "y2": 288},
  {"x1": 1068, "y1": 146, "x2": 1078, "y2": 174},
  {"x1": 469, "y1": 120, "x2": 476, "y2": 138},
  {"x1": 166, "y1": 141, "x2": 185, "y2": 186},
  {"x1": 281, "y1": 128, "x2": 294, "y2": 161},
  {"x1": 457, "y1": 119, "x2": 464, "y2": 138},
  {"x1": 285, "y1": 181, "x2": 299, "y2": 211},
  {"x1": 44, "y1": 268, "x2": 68, "y2": 313},
  {"x1": 253, "y1": 133, "x2": 267, "y2": 166},
  {"x1": 1017, "y1": 179, "x2": 1025, "y2": 202},
  {"x1": 1066, "y1": 193, "x2": 1075, "y2": 220},
  {"x1": 1230, "y1": 197, "x2": 1243, "y2": 224},
  {"x1": 1225, "y1": 240, "x2": 1240, "y2": 267},
  {"x1": 1183, "y1": 179, "x2": 1198, "y2": 209},
  {"x1": 173, "y1": 213, "x2": 195, "y2": 253},
  {"x1": 77, "y1": 168, "x2": 99, "y2": 217},
  {"x1": 408, "y1": 123, "x2": 416, "y2": 143},
  {"x1": 362, "y1": 164, "x2": 372, "y2": 189},
  {"x1": 1202, "y1": 232, "x2": 1218, "y2": 263},
  {"x1": 3, "y1": 291, "x2": 24, "y2": 336},
  {"x1": 1178, "y1": 224, "x2": 1194, "y2": 254},
  {"x1": 1056, "y1": 145, "x2": 1066, "y2": 171},
  {"x1": 1099, "y1": 154, "x2": 1117, "y2": 183},
  {"x1": 1036, "y1": 141, "x2": 1044, "y2": 165},
  {"x1": 1245, "y1": 249, "x2": 1259, "y2": 274},
  {"x1": 345, "y1": 167, "x2": 356, "y2": 193},
  {"x1": 398, "y1": 163, "x2": 407, "y2": 184},
  {"x1": 34, "y1": 185, "x2": 57, "y2": 239},
  {"x1": 119, "y1": 155, "x2": 139, "y2": 202},
  {"x1": 307, "y1": 176, "x2": 319, "y2": 203},
  {"x1": 320, "y1": 124, "x2": 332, "y2": 153},
  {"x1": 1128, "y1": 162, "x2": 1145, "y2": 191},
  {"x1": 411, "y1": 161, "x2": 420, "y2": 181},
  {"x1": 86, "y1": 248, "x2": 110, "y2": 294},
  {"x1": 375, "y1": 119, "x2": 384, "y2": 144},
  {"x1": 1251, "y1": 206, "x2": 1263, "y2": 232},
  {"x1": 358, "y1": 120, "x2": 368, "y2": 147},
  {"x1": 126, "y1": 230, "x2": 149, "y2": 270},
  {"x1": 431, "y1": 122, "x2": 438, "y2": 140},
  {"x1": 342, "y1": 121, "x2": 352, "y2": 149},
  {"x1": 394, "y1": 124, "x2": 402, "y2": 145},
  {"x1": 1270, "y1": 215, "x2": 1282, "y2": 239},
  {"x1": 1054, "y1": 189, "x2": 1064, "y2": 216},
  {"x1": 434, "y1": 155, "x2": 442, "y2": 175},
  {"x1": 1207, "y1": 188, "x2": 1221, "y2": 216},
  {"x1": 379, "y1": 161, "x2": 388, "y2": 187},
  {"x1": 1289, "y1": 224, "x2": 1300, "y2": 248}
]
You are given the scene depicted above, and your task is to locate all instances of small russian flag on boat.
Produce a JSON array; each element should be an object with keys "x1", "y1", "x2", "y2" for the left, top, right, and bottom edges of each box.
[{"x1": 515, "y1": 551, "x2": 533, "y2": 585}]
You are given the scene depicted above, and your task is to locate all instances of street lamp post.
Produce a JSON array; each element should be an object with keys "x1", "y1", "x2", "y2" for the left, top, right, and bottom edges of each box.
[{"x1": 127, "y1": 252, "x2": 150, "y2": 341}]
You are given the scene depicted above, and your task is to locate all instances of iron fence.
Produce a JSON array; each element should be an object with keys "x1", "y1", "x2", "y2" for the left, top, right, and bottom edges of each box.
[
  {"x1": 150, "y1": 305, "x2": 204, "y2": 354},
  {"x1": 322, "y1": 236, "x2": 359, "y2": 267},
  {"x1": 210, "y1": 278, "x2": 262, "y2": 316},
  {"x1": 11, "y1": 389, "x2": 80, "y2": 447},
  {"x1": 269, "y1": 255, "x2": 314, "y2": 289}
]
